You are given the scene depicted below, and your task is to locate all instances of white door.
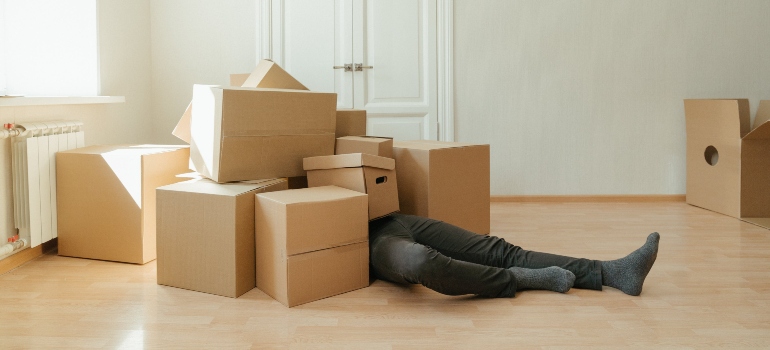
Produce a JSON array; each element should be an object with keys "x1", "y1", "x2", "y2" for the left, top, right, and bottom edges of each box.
[{"x1": 259, "y1": 0, "x2": 446, "y2": 141}]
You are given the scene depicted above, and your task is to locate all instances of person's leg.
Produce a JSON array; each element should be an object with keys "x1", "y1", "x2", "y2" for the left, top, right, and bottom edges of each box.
[
  {"x1": 368, "y1": 216, "x2": 574, "y2": 297},
  {"x1": 601, "y1": 232, "x2": 660, "y2": 296},
  {"x1": 390, "y1": 214, "x2": 602, "y2": 290}
]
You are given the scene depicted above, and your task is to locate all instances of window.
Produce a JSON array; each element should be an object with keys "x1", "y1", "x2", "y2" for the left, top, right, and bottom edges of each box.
[{"x1": 0, "y1": 0, "x2": 98, "y2": 97}]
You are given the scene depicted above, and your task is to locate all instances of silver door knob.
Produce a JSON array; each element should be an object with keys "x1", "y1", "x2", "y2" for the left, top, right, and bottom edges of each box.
[
  {"x1": 333, "y1": 64, "x2": 353, "y2": 72},
  {"x1": 354, "y1": 63, "x2": 373, "y2": 71}
]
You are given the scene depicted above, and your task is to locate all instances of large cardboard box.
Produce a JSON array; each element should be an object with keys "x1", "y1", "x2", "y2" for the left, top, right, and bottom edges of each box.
[
  {"x1": 335, "y1": 109, "x2": 367, "y2": 138},
  {"x1": 189, "y1": 85, "x2": 336, "y2": 183},
  {"x1": 173, "y1": 59, "x2": 308, "y2": 144},
  {"x1": 255, "y1": 186, "x2": 369, "y2": 307},
  {"x1": 335, "y1": 136, "x2": 393, "y2": 158},
  {"x1": 156, "y1": 178, "x2": 287, "y2": 298},
  {"x1": 392, "y1": 140, "x2": 491, "y2": 234},
  {"x1": 304, "y1": 153, "x2": 399, "y2": 220},
  {"x1": 56, "y1": 145, "x2": 190, "y2": 264},
  {"x1": 684, "y1": 99, "x2": 770, "y2": 229}
]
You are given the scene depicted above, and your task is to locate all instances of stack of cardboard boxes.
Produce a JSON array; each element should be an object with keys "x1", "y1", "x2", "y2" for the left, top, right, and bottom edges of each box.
[{"x1": 55, "y1": 60, "x2": 491, "y2": 307}]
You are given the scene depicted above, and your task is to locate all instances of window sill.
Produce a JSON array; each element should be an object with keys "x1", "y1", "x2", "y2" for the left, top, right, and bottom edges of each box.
[{"x1": 0, "y1": 96, "x2": 125, "y2": 107}]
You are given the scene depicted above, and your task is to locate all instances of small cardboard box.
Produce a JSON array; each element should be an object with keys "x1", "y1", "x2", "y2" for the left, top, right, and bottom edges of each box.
[
  {"x1": 684, "y1": 99, "x2": 770, "y2": 229},
  {"x1": 173, "y1": 59, "x2": 308, "y2": 144},
  {"x1": 255, "y1": 186, "x2": 369, "y2": 307},
  {"x1": 335, "y1": 136, "x2": 393, "y2": 158},
  {"x1": 304, "y1": 153, "x2": 399, "y2": 220},
  {"x1": 156, "y1": 178, "x2": 287, "y2": 298},
  {"x1": 189, "y1": 85, "x2": 337, "y2": 183},
  {"x1": 392, "y1": 140, "x2": 491, "y2": 234},
  {"x1": 335, "y1": 109, "x2": 367, "y2": 138},
  {"x1": 56, "y1": 145, "x2": 190, "y2": 264}
]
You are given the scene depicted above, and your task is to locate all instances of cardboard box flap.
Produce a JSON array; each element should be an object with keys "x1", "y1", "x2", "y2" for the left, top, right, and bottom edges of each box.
[
  {"x1": 242, "y1": 59, "x2": 308, "y2": 90},
  {"x1": 304, "y1": 153, "x2": 395, "y2": 171},
  {"x1": 744, "y1": 120, "x2": 770, "y2": 140},
  {"x1": 158, "y1": 178, "x2": 286, "y2": 196},
  {"x1": 337, "y1": 136, "x2": 393, "y2": 142},
  {"x1": 60, "y1": 144, "x2": 187, "y2": 156},
  {"x1": 258, "y1": 185, "x2": 367, "y2": 205},
  {"x1": 172, "y1": 103, "x2": 193, "y2": 144},
  {"x1": 230, "y1": 73, "x2": 250, "y2": 87},
  {"x1": 393, "y1": 140, "x2": 481, "y2": 151},
  {"x1": 745, "y1": 100, "x2": 770, "y2": 140},
  {"x1": 684, "y1": 99, "x2": 749, "y2": 139}
]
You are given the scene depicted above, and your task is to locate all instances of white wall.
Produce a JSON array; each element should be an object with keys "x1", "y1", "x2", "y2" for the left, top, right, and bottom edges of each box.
[
  {"x1": 0, "y1": 0, "x2": 153, "y2": 243},
  {"x1": 454, "y1": 0, "x2": 770, "y2": 195},
  {"x1": 150, "y1": 0, "x2": 257, "y2": 144}
]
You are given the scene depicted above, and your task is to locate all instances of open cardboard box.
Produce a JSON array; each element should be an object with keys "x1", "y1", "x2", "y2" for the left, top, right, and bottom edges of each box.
[{"x1": 684, "y1": 99, "x2": 770, "y2": 229}]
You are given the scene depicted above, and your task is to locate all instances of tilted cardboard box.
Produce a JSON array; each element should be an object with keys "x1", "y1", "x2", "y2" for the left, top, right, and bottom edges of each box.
[
  {"x1": 189, "y1": 85, "x2": 337, "y2": 183},
  {"x1": 684, "y1": 99, "x2": 770, "y2": 229},
  {"x1": 392, "y1": 140, "x2": 491, "y2": 234},
  {"x1": 335, "y1": 136, "x2": 393, "y2": 158},
  {"x1": 56, "y1": 145, "x2": 190, "y2": 264},
  {"x1": 156, "y1": 178, "x2": 287, "y2": 298},
  {"x1": 304, "y1": 153, "x2": 399, "y2": 220},
  {"x1": 255, "y1": 186, "x2": 369, "y2": 307},
  {"x1": 335, "y1": 109, "x2": 367, "y2": 138}
]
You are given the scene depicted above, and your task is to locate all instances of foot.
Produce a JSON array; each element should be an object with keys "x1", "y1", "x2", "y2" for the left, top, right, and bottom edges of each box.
[
  {"x1": 509, "y1": 266, "x2": 576, "y2": 293},
  {"x1": 601, "y1": 232, "x2": 660, "y2": 296}
]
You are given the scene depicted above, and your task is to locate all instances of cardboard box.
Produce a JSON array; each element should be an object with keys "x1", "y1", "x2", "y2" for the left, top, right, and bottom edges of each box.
[
  {"x1": 335, "y1": 109, "x2": 367, "y2": 138},
  {"x1": 392, "y1": 140, "x2": 491, "y2": 234},
  {"x1": 56, "y1": 145, "x2": 190, "y2": 264},
  {"x1": 156, "y1": 178, "x2": 287, "y2": 298},
  {"x1": 189, "y1": 85, "x2": 337, "y2": 183},
  {"x1": 173, "y1": 59, "x2": 308, "y2": 144},
  {"x1": 335, "y1": 136, "x2": 393, "y2": 158},
  {"x1": 287, "y1": 176, "x2": 308, "y2": 189},
  {"x1": 255, "y1": 186, "x2": 369, "y2": 307},
  {"x1": 304, "y1": 153, "x2": 399, "y2": 220},
  {"x1": 684, "y1": 99, "x2": 770, "y2": 229}
]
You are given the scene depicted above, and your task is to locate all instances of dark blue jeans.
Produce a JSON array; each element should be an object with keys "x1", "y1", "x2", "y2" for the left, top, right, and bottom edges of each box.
[{"x1": 369, "y1": 213, "x2": 603, "y2": 297}]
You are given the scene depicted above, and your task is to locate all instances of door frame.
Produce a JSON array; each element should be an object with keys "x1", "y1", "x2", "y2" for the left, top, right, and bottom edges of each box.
[{"x1": 255, "y1": 0, "x2": 455, "y2": 141}]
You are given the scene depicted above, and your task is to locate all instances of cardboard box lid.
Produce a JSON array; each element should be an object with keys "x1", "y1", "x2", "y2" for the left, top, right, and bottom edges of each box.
[
  {"x1": 337, "y1": 136, "x2": 392, "y2": 143},
  {"x1": 303, "y1": 153, "x2": 395, "y2": 171},
  {"x1": 172, "y1": 59, "x2": 309, "y2": 144},
  {"x1": 257, "y1": 185, "x2": 367, "y2": 205},
  {"x1": 744, "y1": 100, "x2": 770, "y2": 140},
  {"x1": 158, "y1": 177, "x2": 286, "y2": 197},
  {"x1": 392, "y1": 140, "x2": 484, "y2": 151},
  {"x1": 59, "y1": 144, "x2": 188, "y2": 156}
]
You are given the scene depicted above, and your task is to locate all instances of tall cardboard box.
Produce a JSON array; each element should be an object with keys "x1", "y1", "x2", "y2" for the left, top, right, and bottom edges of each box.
[
  {"x1": 335, "y1": 109, "x2": 367, "y2": 138},
  {"x1": 56, "y1": 145, "x2": 190, "y2": 264},
  {"x1": 684, "y1": 99, "x2": 770, "y2": 229},
  {"x1": 304, "y1": 153, "x2": 399, "y2": 220},
  {"x1": 335, "y1": 136, "x2": 393, "y2": 158},
  {"x1": 190, "y1": 85, "x2": 337, "y2": 183},
  {"x1": 156, "y1": 178, "x2": 287, "y2": 298},
  {"x1": 255, "y1": 186, "x2": 369, "y2": 307},
  {"x1": 392, "y1": 140, "x2": 491, "y2": 234}
]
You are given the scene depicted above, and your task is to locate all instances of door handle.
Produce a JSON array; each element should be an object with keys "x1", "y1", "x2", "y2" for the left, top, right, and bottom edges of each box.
[
  {"x1": 354, "y1": 63, "x2": 373, "y2": 71},
  {"x1": 333, "y1": 64, "x2": 353, "y2": 72}
]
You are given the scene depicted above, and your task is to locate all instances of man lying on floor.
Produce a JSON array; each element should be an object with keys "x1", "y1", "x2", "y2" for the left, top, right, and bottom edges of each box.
[{"x1": 369, "y1": 213, "x2": 659, "y2": 297}]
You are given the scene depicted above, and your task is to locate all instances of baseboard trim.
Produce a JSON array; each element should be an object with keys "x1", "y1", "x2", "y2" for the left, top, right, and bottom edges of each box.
[
  {"x1": 491, "y1": 195, "x2": 687, "y2": 203},
  {"x1": 0, "y1": 238, "x2": 57, "y2": 275}
]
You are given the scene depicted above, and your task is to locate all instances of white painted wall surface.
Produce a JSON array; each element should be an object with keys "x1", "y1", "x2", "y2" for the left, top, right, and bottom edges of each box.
[
  {"x1": 454, "y1": 0, "x2": 770, "y2": 195},
  {"x1": 0, "y1": 0, "x2": 154, "y2": 242},
  {"x1": 150, "y1": 0, "x2": 256, "y2": 144}
]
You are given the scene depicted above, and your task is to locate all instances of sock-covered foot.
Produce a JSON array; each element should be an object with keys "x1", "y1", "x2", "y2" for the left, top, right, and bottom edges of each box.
[
  {"x1": 601, "y1": 232, "x2": 660, "y2": 296},
  {"x1": 509, "y1": 266, "x2": 575, "y2": 293}
]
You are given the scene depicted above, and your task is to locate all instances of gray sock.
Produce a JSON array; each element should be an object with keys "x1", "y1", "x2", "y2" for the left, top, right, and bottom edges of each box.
[
  {"x1": 509, "y1": 266, "x2": 575, "y2": 293},
  {"x1": 601, "y1": 232, "x2": 660, "y2": 296}
]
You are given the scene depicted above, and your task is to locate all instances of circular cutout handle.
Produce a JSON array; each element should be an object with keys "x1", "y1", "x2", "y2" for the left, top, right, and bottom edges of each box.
[{"x1": 704, "y1": 145, "x2": 719, "y2": 166}]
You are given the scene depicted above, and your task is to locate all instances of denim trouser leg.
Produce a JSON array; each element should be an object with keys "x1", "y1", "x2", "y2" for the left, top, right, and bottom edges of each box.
[{"x1": 369, "y1": 214, "x2": 604, "y2": 297}]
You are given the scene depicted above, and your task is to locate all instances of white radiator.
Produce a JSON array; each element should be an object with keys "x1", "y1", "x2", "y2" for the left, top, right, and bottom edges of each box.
[{"x1": 9, "y1": 121, "x2": 84, "y2": 248}]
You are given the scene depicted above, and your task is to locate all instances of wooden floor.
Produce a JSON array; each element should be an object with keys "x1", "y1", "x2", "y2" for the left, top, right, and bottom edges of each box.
[{"x1": 1, "y1": 202, "x2": 769, "y2": 349}]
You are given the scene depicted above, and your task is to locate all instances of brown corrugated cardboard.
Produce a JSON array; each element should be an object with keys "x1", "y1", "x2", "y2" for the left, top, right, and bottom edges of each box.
[
  {"x1": 190, "y1": 85, "x2": 336, "y2": 183},
  {"x1": 56, "y1": 145, "x2": 190, "y2": 264},
  {"x1": 335, "y1": 109, "x2": 367, "y2": 138},
  {"x1": 335, "y1": 136, "x2": 393, "y2": 158},
  {"x1": 173, "y1": 59, "x2": 309, "y2": 144},
  {"x1": 255, "y1": 186, "x2": 369, "y2": 307},
  {"x1": 156, "y1": 178, "x2": 287, "y2": 298},
  {"x1": 392, "y1": 140, "x2": 491, "y2": 234},
  {"x1": 304, "y1": 153, "x2": 399, "y2": 220},
  {"x1": 684, "y1": 99, "x2": 770, "y2": 229}
]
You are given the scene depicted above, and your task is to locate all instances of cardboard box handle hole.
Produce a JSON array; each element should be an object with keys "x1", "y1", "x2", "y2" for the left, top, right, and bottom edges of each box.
[
  {"x1": 376, "y1": 176, "x2": 388, "y2": 184},
  {"x1": 704, "y1": 145, "x2": 719, "y2": 166}
]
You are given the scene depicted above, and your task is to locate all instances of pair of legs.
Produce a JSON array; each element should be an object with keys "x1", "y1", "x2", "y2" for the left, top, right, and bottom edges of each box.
[{"x1": 369, "y1": 213, "x2": 659, "y2": 297}]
